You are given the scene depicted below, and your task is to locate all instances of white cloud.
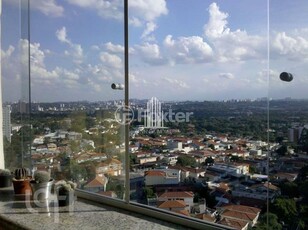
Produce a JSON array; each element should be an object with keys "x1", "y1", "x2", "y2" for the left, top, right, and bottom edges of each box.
[
  {"x1": 1, "y1": 45, "x2": 15, "y2": 59},
  {"x1": 66, "y1": 0, "x2": 123, "y2": 20},
  {"x1": 56, "y1": 27, "x2": 84, "y2": 64},
  {"x1": 30, "y1": 43, "x2": 46, "y2": 68},
  {"x1": 271, "y1": 32, "x2": 308, "y2": 61},
  {"x1": 204, "y1": 2, "x2": 229, "y2": 38},
  {"x1": 99, "y1": 52, "x2": 122, "y2": 69},
  {"x1": 105, "y1": 42, "x2": 124, "y2": 53},
  {"x1": 66, "y1": 0, "x2": 167, "y2": 41},
  {"x1": 163, "y1": 77, "x2": 190, "y2": 89},
  {"x1": 134, "y1": 43, "x2": 165, "y2": 65},
  {"x1": 56, "y1": 27, "x2": 70, "y2": 44},
  {"x1": 129, "y1": 0, "x2": 168, "y2": 22},
  {"x1": 141, "y1": 22, "x2": 158, "y2": 40},
  {"x1": 71, "y1": 44, "x2": 84, "y2": 64},
  {"x1": 129, "y1": 17, "x2": 142, "y2": 27},
  {"x1": 1, "y1": 45, "x2": 19, "y2": 83},
  {"x1": 163, "y1": 35, "x2": 214, "y2": 64},
  {"x1": 4, "y1": 0, "x2": 64, "y2": 17},
  {"x1": 203, "y1": 2, "x2": 265, "y2": 62},
  {"x1": 130, "y1": 0, "x2": 168, "y2": 40},
  {"x1": 19, "y1": 39, "x2": 60, "y2": 86},
  {"x1": 219, "y1": 73, "x2": 234, "y2": 79},
  {"x1": 34, "y1": 0, "x2": 64, "y2": 17}
]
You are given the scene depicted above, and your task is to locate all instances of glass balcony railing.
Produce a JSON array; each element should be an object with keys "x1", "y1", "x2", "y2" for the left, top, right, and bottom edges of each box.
[{"x1": 1, "y1": 1, "x2": 308, "y2": 230}]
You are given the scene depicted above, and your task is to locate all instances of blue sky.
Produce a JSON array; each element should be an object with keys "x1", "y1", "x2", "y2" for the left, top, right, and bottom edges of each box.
[{"x1": 2, "y1": 0, "x2": 308, "y2": 102}]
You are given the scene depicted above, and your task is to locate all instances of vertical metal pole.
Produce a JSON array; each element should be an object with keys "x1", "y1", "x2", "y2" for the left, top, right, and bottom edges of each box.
[
  {"x1": 266, "y1": 0, "x2": 270, "y2": 228},
  {"x1": 0, "y1": 0, "x2": 5, "y2": 169},
  {"x1": 27, "y1": 0, "x2": 32, "y2": 168},
  {"x1": 124, "y1": 0, "x2": 130, "y2": 203}
]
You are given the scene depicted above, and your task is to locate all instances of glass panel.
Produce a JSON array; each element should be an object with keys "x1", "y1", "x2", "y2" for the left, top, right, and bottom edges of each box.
[
  {"x1": 2, "y1": 1, "x2": 126, "y2": 200},
  {"x1": 2, "y1": 0, "x2": 32, "y2": 170},
  {"x1": 129, "y1": 0, "x2": 269, "y2": 227},
  {"x1": 269, "y1": 1, "x2": 308, "y2": 229}
]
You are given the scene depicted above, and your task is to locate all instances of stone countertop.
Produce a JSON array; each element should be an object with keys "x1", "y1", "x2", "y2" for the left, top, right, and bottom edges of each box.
[{"x1": 0, "y1": 187, "x2": 190, "y2": 230}]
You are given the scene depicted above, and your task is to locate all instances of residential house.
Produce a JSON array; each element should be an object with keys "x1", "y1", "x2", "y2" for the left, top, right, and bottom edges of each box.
[
  {"x1": 157, "y1": 191, "x2": 194, "y2": 212},
  {"x1": 232, "y1": 182, "x2": 280, "y2": 202},
  {"x1": 168, "y1": 165, "x2": 205, "y2": 181},
  {"x1": 84, "y1": 175, "x2": 108, "y2": 193},
  {"x1": 144, "y1": 169, "x2": 180, "y2": 186},
  {"x1": 167, "y1": 140, "x2": 183, "y2": 152},
  {"x1": 97, "y1": 190, "x2": 117, "y2": 198},
  {"x1": 208, "y1": 163, "x2": 249, "y2": 177},
  {"x1": 217, "y1": 204, "x2": 261, "y2": 228},
  {"x1": 96, "y1": 158, "x2": 123, "y2": 176},
  {"x1": 195, "y1": 213, "x2": 216, "y2": 223},
  {"x1": 157, "y1": 200, "x2": 188, "y2": 213},
  {"x1": 207, "y1": 140, "x2": 220, "y2": 150},
  {"x1": 217, "y1": 218, "x2": 249, "y2": 230},
  {"x1": 162, "y1": 154, "x2": 178, "y2": 165},
  {"x1": 138, "y1": 156, "x2": 157, "y2": 165}
]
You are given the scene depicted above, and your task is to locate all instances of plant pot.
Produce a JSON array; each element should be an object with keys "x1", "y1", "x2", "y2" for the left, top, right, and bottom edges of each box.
[
  {"x1": 0, "y1": 175, "x2": 12, "y2": 188},
  {"x1": 12, "y1": 179, "x2": 32, "y2": 195},
  {"x1": 57, "y1": 190, "x2": 75, "y2": 206},
  {"x1": 30, "y1": 180, "x2": 54, "y2": 201}
]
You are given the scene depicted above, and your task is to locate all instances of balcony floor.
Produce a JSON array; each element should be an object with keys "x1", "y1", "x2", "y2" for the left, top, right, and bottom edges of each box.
[{"x1": 0, "y1": 187, "x2": 192, "y2": 230}]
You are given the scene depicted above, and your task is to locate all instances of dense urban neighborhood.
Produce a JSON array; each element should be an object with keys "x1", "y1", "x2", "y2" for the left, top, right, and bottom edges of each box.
[{"x1": 3, "y1": 98, "x2": 308, "y2": 230}]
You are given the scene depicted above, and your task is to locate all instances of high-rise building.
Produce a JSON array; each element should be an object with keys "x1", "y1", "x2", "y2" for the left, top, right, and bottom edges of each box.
[
  {"x1": 3, "y1": 105, "x2": 11, "y2": 142},
  {"x1": 288, "y1": 126, "x2": 304, "y2": 143},
  {"x1": 144, "y1": 97, "x2": 164, "y2": 128}
]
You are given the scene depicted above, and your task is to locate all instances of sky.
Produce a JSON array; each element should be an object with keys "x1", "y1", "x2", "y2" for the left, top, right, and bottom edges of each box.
[{"x1": 2, "y1": 0, "x2": 308, "y2": 103}]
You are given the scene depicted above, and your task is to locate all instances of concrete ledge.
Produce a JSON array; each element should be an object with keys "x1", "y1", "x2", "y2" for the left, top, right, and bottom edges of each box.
[{"x1": 0, "y1": 187, "x2": 193, "y2": 230}]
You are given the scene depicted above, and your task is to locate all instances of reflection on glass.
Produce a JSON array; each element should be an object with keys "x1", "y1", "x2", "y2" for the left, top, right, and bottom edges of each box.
[
  {"x1": 2, "y1": 0, "x2": 308, "y2": 229},
  {"x1": 129, "y1": 0, "x2": 271, "y2": 228},
  {"x1": 269, "y1": 1, "x2": 308, "y2": 230},
  {"x1": 2, "y1": 0, "x2": 126, "y2": 200}
]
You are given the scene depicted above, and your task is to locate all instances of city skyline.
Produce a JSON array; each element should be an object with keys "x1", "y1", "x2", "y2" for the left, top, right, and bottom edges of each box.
[{"x1": 1, "y1": 1, "x2": 308, "y2": 103}]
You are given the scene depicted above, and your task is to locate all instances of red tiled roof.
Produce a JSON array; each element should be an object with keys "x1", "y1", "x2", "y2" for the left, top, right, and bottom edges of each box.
[
  {"x1": 220, "y1": 204, "x2": 261, "y2": 215},
  {"x1": 84, "y1": 175, "x2": 107, "y2": 188},
  {"x1": 195, "y1": 213, "x2": 216, "y2": 222},
  {"x1": 97, "y1": 158, "x2": 122, "y2": 167},
  {"x1": 158, "y1": 191, "x2": 194, "y2": 198},
  {"x1": 158, "y1": 200, "x2": 186, "y2": 209},
  {"x1": 221, "y1": 210, "x2": 256, "y2": 222},
  {"x1": 97, "y1": 191, "x2": 116, "y2": 197},
  {"x1": 217, "y1": 217, "x2": 248, "y2": 230},
  {"x1": 173, "y1": 209, "x2": 190, "y2": 217},
  {"x1": 145, "y1": 171, "x2": 166, "y2": 177}
]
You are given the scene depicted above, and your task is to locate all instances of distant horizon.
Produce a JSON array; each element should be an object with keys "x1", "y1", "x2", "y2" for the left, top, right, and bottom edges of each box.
[{"x1": 5, "y1": 96, "x2": 308, "y2": 105}]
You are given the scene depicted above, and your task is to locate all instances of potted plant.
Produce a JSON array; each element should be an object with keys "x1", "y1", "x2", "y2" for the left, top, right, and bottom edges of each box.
[
  {"x1": 12, "y1": 167, "x2": 32, "y2": 195},
  {"x1": 55, "y1": 180, "x2": 77, "y2": 206},
  {"x1": 30, "y1": 170, "x2": 53, "y2": 201},
  {"x1": 0, "y1": 169, "x2": 12, "y2": 188}
]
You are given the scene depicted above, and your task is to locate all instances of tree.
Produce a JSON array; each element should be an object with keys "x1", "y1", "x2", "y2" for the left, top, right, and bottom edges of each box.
[
  {"x1": 279, "y1": 181, "x2": 299, "y2": 198},
  {"x1": 271, "y1": 198, "x2": 298, "y2": 225},
  {"x1": 204, "y1": 157, "x2": 214, "y2": 166},
  {"x1": 249, "y1": 165, "x2": 257, "y2": 174},
  {"x1": 176, "y1": 155, "x2": 196, "y2": 167},
  {"x1": 255, "y1": 212, "x2": 282, "y2": 230},
  {"x1": 69, "y1": 161, "x2": 88, "y2": 182},
  {"x1": 296, "y1": 165, "x2": 308, "y2": 183},
  {"x1": 276, "y1": 145, "x2": 287, "y2": 156},
  {"x1": 230, "y1": 155, "x2": 240, "y2": 162},
  {"x1": 299, "y1": 181, "x2": 308, "y2": 202},
  {"x1": 143, "y1": 186, "x2": 155, "y2": 198}
]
